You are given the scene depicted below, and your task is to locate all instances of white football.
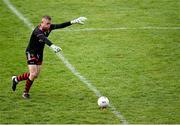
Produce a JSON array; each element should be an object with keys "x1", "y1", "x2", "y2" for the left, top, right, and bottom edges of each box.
[{"x1": 97, "y1": 96, "x2": 109, "y2": 108}]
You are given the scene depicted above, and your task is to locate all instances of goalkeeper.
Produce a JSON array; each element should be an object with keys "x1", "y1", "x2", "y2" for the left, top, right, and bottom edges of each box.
[{"x1": 12, "y1": 15, "x2": 87, "y2": 99}]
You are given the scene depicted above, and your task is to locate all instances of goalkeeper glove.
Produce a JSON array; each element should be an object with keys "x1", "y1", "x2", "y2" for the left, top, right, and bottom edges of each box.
[
  {"x1": 71, "y1": 17, "x2": 87, "y2": 24},
  {"x1": 50, "y1": 44, "x2": 62, "y2": 53}
]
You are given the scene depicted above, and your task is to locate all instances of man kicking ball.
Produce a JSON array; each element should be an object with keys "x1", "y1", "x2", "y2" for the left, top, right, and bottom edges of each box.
[{"x1": 12, "y1": 15, "x2": 87, "y2": 99}]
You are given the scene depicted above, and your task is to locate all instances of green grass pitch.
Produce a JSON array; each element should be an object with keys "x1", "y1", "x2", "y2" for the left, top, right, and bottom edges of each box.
[{"x1": 0, "y1": 0, "x2": 180, "y2": 124}]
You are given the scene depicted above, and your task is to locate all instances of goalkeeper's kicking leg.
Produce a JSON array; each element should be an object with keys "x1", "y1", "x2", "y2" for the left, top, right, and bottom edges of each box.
[
  {"x1": 12, "y1": 65, "x2": 40, "y2": 99},
  {"x1": 12, "y1": 52, "x2": 42, "y2": 99}
]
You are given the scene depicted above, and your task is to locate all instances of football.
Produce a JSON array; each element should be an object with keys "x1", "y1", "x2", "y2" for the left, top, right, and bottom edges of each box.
[{"x1": 97, "y1": 96, "x2": 109, "y2": 108}]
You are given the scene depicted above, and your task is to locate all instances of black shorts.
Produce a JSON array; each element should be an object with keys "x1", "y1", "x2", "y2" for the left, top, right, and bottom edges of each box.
[{"x1": 26, "y1": 52, "x2": 43, "y2": 65}]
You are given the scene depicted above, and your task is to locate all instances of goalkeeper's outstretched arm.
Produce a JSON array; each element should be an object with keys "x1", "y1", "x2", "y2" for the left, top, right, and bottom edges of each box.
[
  {"x1": 50, "y1": 22, "x2": 72, "y2": 30},
  {"x1": 50, "y1": 16, "x2": 87, "y2": 30}
]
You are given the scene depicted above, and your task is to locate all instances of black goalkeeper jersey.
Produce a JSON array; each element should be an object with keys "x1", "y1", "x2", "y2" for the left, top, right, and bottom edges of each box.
[{"x1": 26, "y1": 21, "x2": 71, "y2": 55}]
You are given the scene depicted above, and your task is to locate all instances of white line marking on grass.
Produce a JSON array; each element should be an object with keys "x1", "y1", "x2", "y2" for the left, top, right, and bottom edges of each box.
[
  {"x1": 56, "y1": 26, "x2": 180, "y2": 32},
  {"x1": 3, "y1": 0, "x2": 128, "y2": 124},
  {"x1": 3, "y1": 0, "x2": 34, "y2": 31},
  {"x1": 56, "y1": 52, "x2": 101, "y2": 97}
]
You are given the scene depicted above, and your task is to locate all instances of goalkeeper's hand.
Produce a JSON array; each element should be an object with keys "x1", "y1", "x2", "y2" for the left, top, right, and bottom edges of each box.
[
  {"x1": 50, "y1": 44, "x2": 62, "y2": 53},
  {"x1": 71, "y1": 17, "x2": 87, "y2": 25}
]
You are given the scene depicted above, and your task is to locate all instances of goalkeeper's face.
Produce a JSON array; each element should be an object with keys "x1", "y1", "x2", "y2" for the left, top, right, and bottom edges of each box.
[{"x1": 41, "y1": 18, "x2": 51, "y2": 31}]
